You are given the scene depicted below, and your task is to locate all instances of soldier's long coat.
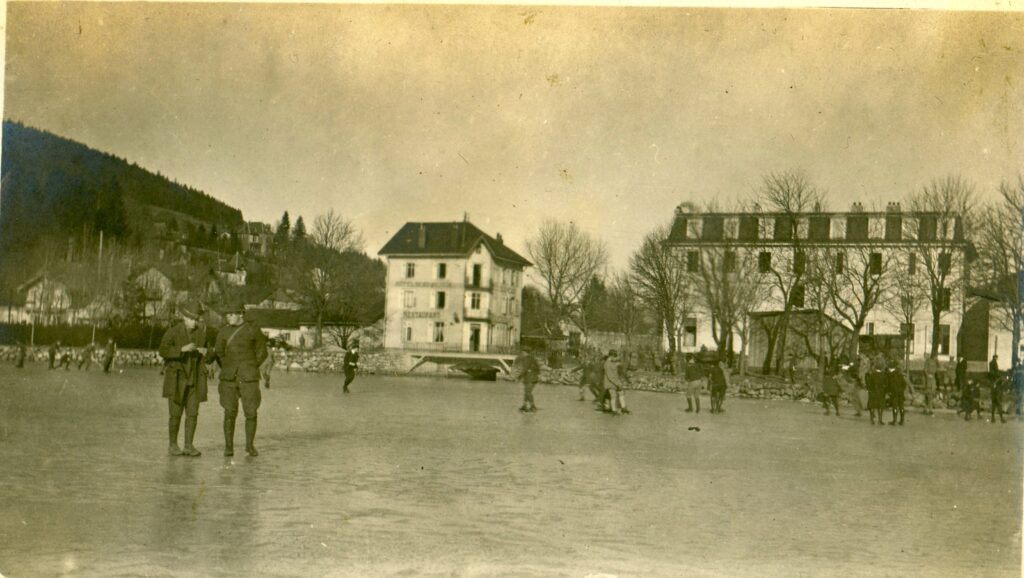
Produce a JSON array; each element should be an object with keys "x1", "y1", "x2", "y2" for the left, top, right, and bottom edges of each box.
[{"x1": 159, "y1": 322, "x2": 214, "y2": 403}]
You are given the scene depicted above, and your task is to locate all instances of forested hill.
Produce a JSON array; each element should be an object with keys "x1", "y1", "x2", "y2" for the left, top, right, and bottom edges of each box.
[{"x1": 0, "y1": 121, "x2": 243, "y2": 250}]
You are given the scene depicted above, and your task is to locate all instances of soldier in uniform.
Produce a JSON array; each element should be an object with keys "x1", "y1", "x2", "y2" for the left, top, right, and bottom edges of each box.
[
  {"x1": 212, "y1": 301, "x2": 268, "y2": 457},
  {"x1": 514, "y1": 345, "x2": 541, "y2": 413},
  {"x1": 342, "y1": 341, "x2": 360, "y2": 393},
  {"x1": 159, "y1": 302, "x2": 213, "y2": 457},
  {"x1": 821, "y1": 368, "x2": 841, "y2": 417}
]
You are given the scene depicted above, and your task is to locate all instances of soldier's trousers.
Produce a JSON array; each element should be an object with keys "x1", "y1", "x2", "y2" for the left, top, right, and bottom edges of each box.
[{"x1": 220, "y1": 380, "x2": 261, "y2": 418}]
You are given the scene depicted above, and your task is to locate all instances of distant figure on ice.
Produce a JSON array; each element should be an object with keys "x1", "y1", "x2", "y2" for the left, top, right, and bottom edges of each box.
[
  {"x1": 159, "y1": 302, "x2": 212, "y2": 457},
  {"x1": 15, "y1": 340, "x2": 27, "y2": 368},
  {"x1": 921, "y1": 353, "x2": 939, "y2": 416},
  {"x1": 48, "y1": 341, "x2": 60, "y2": 370},
  {"x1": 102, "y1": 338, "x2": 117, "y2": 373},
  {"x1": 821, "y1": 367, "x2": 841, "y2": 417},
  {"x1": 603, "y1": 349, "x2": 629, "y2": 415},
  {"x1": 514, "y1": 345, "x2": 541, "y2": 413},
  {"x1": 259, "y1": 345, "x2": 275, "y2": 389},
  {"x1": 59, "y1": 345, "x2": 72, "y2": 371},
  {"x1": 78, "y1": 341, "x2": 97, "y2": 370},
  {"x1": 577, "y1": 351, "x2": 605, "y2": 402},
  {"x1": 709, "y1": 358, "x2": 730, "y2": 414},
  {"x1": 866, "y1": 355, "x2": 886, "y2": 426},
  {"x1": 683, "y1": 354, "x2": 704, "y2": 414},
  {"x1": 1013, "y1": 362, "x2": 1024, "y2": 419},
  {"x1": 342, "y1": 341, "x2": 359, "y2": 394},
  {"x1": 886, "y1": 364, "x2": 909, "y2": 426}
]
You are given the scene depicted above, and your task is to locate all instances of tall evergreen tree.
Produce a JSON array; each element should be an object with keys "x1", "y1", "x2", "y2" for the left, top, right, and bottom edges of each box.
[
  {"x1": 293, "y1": 216, "x2": 307, "y2": 242},
  {"x1": 275, "y1": 211, "x2": 291, "y2": 246}
]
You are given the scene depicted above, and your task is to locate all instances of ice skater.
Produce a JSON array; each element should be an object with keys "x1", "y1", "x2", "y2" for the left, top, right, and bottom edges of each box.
[
  {"x1": 886, "y1": 366, "x2": 909, "y2": 426},
  {"x1": 342, "y1": 341, "x2": 359, "y2": 393},
  {"x1": 102, "y1": 338, "x2": 117, "y2": 373},
  {"x1": 514, "y1": 346, "x2": 541, "y2": 413},
  {"x1": 709, "y1": 358, "x2": 729, "y2": 414},
  {"x1": 821, "y1": 368, "x2": 841, "y2": 417},
  {"x1": 78, "y1": 341, "x2": 97, "y2": 370},
  {"x1": 602, "y1": 349, "x2": 629, "y2": 415},
  {"x1": 683, "y1": 354, "x2": 705, "y2": 414}
]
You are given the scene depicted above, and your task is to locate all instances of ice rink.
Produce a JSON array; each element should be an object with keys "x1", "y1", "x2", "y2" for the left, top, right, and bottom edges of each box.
[{"x1": 1, "y1": 366, "x2": 1021, "y2": 577}]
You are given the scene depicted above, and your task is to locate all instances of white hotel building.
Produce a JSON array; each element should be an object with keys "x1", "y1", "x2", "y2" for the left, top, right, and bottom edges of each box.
[
  {"x1": 666, "y1": 202, "x2": 970, "y2": 365},
  {"x1": 378, "y1": 222, "x2": 531, "y2": 353}
]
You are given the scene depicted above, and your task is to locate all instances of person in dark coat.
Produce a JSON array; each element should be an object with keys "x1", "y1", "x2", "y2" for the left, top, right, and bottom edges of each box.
[
  {"x1": 887, "y1": 367, "x2": 909, "y2": 426},
  {"x1": 212, "y1": 301, "x2": 268, "y2": 457},
  {"x1": 102, "y1": 338, "x2": 117, "y2": 373},
  {"x1": 955, "y1": 356, "x2": 969, "y2": 416},
  {"x1": 48, "y1": 341, "x2": 60, "y2": 370},
  {"x1": 990, "y1": 369, "x2": 1007, "y2": 424},
  {"x1": 709, "y1": 359, "x2": 730, "y2": 414},
  {"x1": 59, "y1": 345, "x2": 72, "y2": 371},
  {"x1": 684, "y1": 354, "x2": 705, "y2": 413},
  {"x1": 514, "y1": 346, "x2": 541, "y2": 413},
  {"x1": 602, "y1": 349, "x2": 629, "y2": 415},
  {"x1": 342, "y1": 341, "x2": 360, "y2": 393},
  {"x1": 1012, "y1": 362, "x2": 1024, "y2": 419},
  {"x1": 866, "y1": 357, "x2": 887, "y2": 426},
  {"x1": 78, "y1": 341, "x2": 97, "y2": 370},
  {"x1": 821, "y1": 369, "x2": 841, "y2": 417},
  {"x1": 159, "y1": 302, "x2": 213, "y2": 457},
  {"x1": 15, "y1": 340, "x2": 27, "y2": 368},
  {"x1": 922, "y1": 353, "x2": 939, "y2": 416},
  {"x1": 577, "y1": 352, "x2": 605, "y2": 402}
]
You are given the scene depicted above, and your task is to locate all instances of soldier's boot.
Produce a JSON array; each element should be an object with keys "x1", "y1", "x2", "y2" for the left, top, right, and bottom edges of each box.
[
  {"x1": 694, "y1": 397, "x2": 700, "y2": 414},
  {"x1": 183, "y1": 416, "x2": 201, "y2": 457},
  {"x1": 685, "y1": 398, "x2": 694, "y2": 413},
  {"x1": 869, "y1": 410, "x2": 875, "y2": 425},
  {"x1": 223, "y1": 415, "x2": 236, "y2": 457},
  {"x1": 168, "y1": 416, "x2": 183, "y2": 455},
  {"x1": 245, "y1": 417, "x2": 259, "y2": 457},
  {"x1": 898, "y1": 410, "x2": 905, "y2": 426}
]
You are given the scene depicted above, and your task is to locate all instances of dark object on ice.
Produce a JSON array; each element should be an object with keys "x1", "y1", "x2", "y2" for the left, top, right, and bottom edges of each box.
[{"x1": 688, "y1": 426, "x2": 701, "y2": 432}]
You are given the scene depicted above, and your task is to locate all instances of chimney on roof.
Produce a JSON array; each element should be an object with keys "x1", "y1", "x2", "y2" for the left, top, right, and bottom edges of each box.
[
  {"x1": 850, "y1": 202, "x2": 864, "y2": 213},
  {"x1": 417, "y1": 224, "x2": 426, "y2": 249},
  {"x1": 496, "y1": 232, "x2": 503, "y2": 244},
  {"x1": 886, "y1": 202, "x2": 902, "y2": 213}
]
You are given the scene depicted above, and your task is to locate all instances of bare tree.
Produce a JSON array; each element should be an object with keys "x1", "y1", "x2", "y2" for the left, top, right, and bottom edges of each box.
[
  {"x1": 696, "y1": 244, "x2": 768, "y2": 368},
  {"x1": 819, "y1": 243, "x2": 894, "y2": 354},
  {"x1": 606, "y1": 271, "x2": 648, "y2": 347},
  {"x1": 975, "y1": 175, "x2": 1024, "y2": 367},
  {"x1": 883, "y1": 252, "x2": 929, "y2": 370},
  {"x1": 629, "y1": 223, "x2": 693, "y2": 354},
  {"x1": 526, "y1": 219, "x2": 609, "y2": 335},
  {"x1": 311, "y1": 209, "x2": 365, "y2": 253},
  {"x1": 752, "y1": 171, "x2": 826, "y2": 373},
  {"x1": 907, "y1": 176, "x2": 974, "y2": 357}
]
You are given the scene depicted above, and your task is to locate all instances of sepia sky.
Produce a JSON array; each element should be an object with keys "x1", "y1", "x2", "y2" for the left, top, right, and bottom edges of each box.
[{"x1": 3, "y1": 3, "x2": 1023, "y2": 270}]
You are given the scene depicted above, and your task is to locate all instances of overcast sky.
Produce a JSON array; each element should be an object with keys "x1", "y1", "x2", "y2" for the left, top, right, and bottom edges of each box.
[{"x1": 3, "y1": 3, "x2": 1022, "y2": 270}]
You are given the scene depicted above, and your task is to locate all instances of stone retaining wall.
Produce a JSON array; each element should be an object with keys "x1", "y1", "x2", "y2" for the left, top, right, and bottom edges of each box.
[{"x1": 0, "y1": 345, "x2": 877, "y2": 404}]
